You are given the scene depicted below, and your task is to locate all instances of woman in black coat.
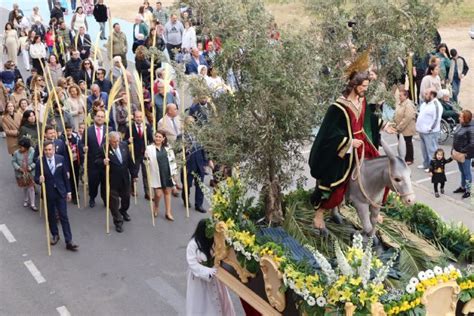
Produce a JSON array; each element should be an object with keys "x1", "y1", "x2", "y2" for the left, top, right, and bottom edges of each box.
[
  {"x1": 134, "y1": 45, "x2": 151, "y2": 89},
  {"x1": 452, "y1": 109, "x2": 474, "y2": 198}
]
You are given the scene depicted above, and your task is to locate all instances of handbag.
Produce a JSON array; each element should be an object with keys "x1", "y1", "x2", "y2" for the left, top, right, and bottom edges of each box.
[{"x1": 452, "y1": 149, "x2": 466, "y2": 163}]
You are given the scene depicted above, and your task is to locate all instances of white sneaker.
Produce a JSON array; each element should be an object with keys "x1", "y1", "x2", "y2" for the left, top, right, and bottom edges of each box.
[
  {"x1": 417, "y1": 165, "x2": 425, "y2": 169},
  {"x1": 424, "y1": 168, "x2": 430, "y2": 173}
]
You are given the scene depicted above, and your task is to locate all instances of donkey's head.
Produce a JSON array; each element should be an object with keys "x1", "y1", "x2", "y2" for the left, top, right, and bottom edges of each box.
[{"x1": 381, "y1": 137, "x2": 415, "y2": 205}]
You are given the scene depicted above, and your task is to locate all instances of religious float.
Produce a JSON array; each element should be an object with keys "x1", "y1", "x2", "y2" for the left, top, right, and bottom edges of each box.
[{"x1": 205, "y1": 177, "x2": 474, "y2": 316}]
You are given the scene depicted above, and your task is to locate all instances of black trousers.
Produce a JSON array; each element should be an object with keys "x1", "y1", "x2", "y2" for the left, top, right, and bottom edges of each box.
[
  {"x1": 110, "y1": 186, "x2": 131, "y2": 226},
  {"x1": 397, "y1": 134, "x2": 414, "y2": 163},
  {"x1": 69, "y1": 162, "x2": 80, "y2": 201},
  {"x1": 434, "y1": 182, "x2": 445, "y2": 193},
  {"x1": 132, "y1": 156, "x2": 149, "y2": 194},
  {"x1": 88, "y1": 165, "x2": 105, "y2": 203}
]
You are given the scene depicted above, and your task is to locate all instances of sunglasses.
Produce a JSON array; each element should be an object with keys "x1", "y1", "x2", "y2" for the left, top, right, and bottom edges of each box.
[{"x1": 37, "y1": 78, "x2": 44, "y2": 81}]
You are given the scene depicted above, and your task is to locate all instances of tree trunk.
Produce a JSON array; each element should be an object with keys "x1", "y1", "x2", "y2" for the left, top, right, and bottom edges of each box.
[{"x1": 263, "y1": 161, "x2": 283, "y2": 224}]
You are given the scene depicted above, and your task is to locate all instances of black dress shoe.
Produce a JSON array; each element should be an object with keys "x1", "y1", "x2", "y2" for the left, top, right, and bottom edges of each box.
[
  {"x1": 115, "y1": 225, "x2": 123, "y2": 233},
  {"x1": 453, "y1": 187, "x2": 466, "y2": 194},
  {"x1": 462, "y1": 191, "x2": 471, "y2": 199},
  {"x1": 50, "y1": 235, "x2": 60, "y2": 245},
  {"x1": 195, "y1": 206, "x2": 207, "y2": 213},
  {"x1": 66, "y1": 242, "x2": 78, "y2": 251},
  {"x1": 89, "y1": 199, "x2": 95, "y2": 208},
  {"x1": 122, "y1": 213, "x2": 131, "y2": 222}
]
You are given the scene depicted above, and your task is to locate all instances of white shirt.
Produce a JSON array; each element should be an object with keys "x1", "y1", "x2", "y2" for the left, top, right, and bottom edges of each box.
[{"x1": 416, "y1": 99, "x2": 443, "y2": 133}]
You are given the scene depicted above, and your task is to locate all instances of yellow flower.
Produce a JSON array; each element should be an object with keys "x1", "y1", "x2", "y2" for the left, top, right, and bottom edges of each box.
[
  {"x1": 334, "y1": 276, "x2": 347, "y2": 288},
  {"x1": 370, "y1": 295, "x2": 379, "y2": 304},
  {"x1": 373, "y1": 259, "x2": 383, "y2": 268},
  {"x1": 294, "y1": 278, "x2": 304, "y2": 290},
  {"x1": 340, "y1": 288, "x2": 353, "y2": 302},
  {"x1": 225, "y1": 218, "x2": 235, "y2": 230},
  {"x1": 370, "y1": 283, "x2": 385, "y2": 296},
  {"x1": 358, "y1": 290, "x2": 368, "y2": 306},
  {"x1": 328, "y1": 288, "x2": 340, "y2": 304},
  {"x1": 350, "y1": 277, "x2": 362, "y2": 286},
  {"x1": 311, "y1": 286, "x2": 324, "y2": 297},
  {"x1": 416, "y1": 283, "x2": 426, "y2": 292}
]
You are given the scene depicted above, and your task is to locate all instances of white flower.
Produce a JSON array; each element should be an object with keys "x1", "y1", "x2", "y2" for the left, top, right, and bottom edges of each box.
[
  {"x1": 426, "y1": 269, "x2": 435, "y2": 279},
  {"x1": 444, "y1": 267, "x2": 450, "y2": 274},
  {"x1": 335, "y1": 240, "x2": 353, "y2": 277},
  {"x1": 307, "y1": 296, "x2": 316, "y2": 306},
  {"x1": 434, "y1": 266, "x2": 443, "y2": 276},
  {"x1": 352, "y1": 233, "x2": 364, "y2": 249},
  {"x1": 457, "y1": 269, "x2": 462, "y2": 277},
  {"x1": 406, "y1": 284, "x2": 416, "y2": 294},
  {"x1": 245, "y1": 253, "x2": 252, "y2": 260},
  {"x1": 409, "y1": 277, "x2": 419, "y2": 286},
  {"x1": 288, "y1": 280, "x2": 295, "y2": 289},
  {"x1": 418, "y1": 271, "x2": 427, "y2": 281},
  {"x1": 316, "y1": 296, "x2": 327, "y2": 307},
  {"x1": 447, "y1": 264, "x2": 455, "y2": 271}
]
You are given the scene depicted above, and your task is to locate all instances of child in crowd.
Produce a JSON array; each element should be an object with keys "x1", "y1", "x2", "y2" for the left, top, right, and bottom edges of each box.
[{"x1": 430, "y1": 148, "x2": 453, "y2": 197}]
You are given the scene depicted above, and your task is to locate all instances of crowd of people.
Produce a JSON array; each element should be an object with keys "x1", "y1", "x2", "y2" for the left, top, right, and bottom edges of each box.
[
  {"x1": 0, "y1": 0, "x2": 472, "y2": 314},
  {"x1": 391, "y1": 43, "x2": 473, "y2": 199}
]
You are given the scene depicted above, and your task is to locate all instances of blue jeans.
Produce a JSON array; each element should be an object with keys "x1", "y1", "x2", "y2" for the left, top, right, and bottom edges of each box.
[
  {"x1": 419, "y1": 132, "x2": 439, "y2": 168},
  {"x1": 457, "y1": 159, "x2": 472, "y2": 190},
  {"x1": 451, "y1": 79, "x2": 460, "y2": 103},
  {"x1": 98, "y1": 22, "x2": 106, "y2": 39}
]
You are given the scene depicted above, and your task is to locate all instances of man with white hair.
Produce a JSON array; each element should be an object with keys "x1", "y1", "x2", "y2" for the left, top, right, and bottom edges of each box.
[
  {"x1": 99, "y1": 131, "x2": 137, "y2": 233},
  {"x1": 132, "y1": 15, "x2": 149, "y2": 53},
  {"x1": 87, "y1": 84, "x2": 109, "y2": 112},
  {"x1": 438, "y1": 89, "x2": 459, "y2": 124}
]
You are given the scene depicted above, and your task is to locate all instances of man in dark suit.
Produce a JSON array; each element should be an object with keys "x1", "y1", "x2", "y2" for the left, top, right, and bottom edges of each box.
[
  {"x1": 34, "y1": 125, "x2": 68, "y2": 163},
  {"x1": 61, "y1": 123, "x2": 84, "y2": 205},
  {"x1": 185, "y1": 47, "x2": 208, "y2": 75},
  {"x1": 76, "y1": 26, "x2": 92, "y2": 60},
  {"x1": 98, "y1": 132, "x2": 137, "y2": 233},
  {"x1": 35, "y1": 140, "x2": 79, "y2": 251},
  {"x1": 182, "y1": 118, "x2": 213, "y2": 213},
  {"x1": 124, "y1": 111, "x2": 153, "y2": 200},
  {"x1": 83, "y1": 109, "x2": 109, "y2": 208}
]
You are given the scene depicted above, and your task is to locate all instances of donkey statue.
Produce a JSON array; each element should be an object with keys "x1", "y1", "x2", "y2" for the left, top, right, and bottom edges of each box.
[{"x1": 345, "y1": 136, "x2": 416, "y2": 238}]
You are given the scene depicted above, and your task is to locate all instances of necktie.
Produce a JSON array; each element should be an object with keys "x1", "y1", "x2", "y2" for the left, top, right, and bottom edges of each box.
[
  {"x1": 48, "y1": 159, "x2": 55, "y2": 174},
  {"x1": 171, "y1": 118, "x2": 179, "y2": 135},
  {"x1": 137, "y1": 124, "x2": 142, "y2": 138},
  {"x1": 96, "y1": 126, "x2": 102, "y2": 146},
  {"x1": 115, "y1": 148, "x2": 123, "y2": 164}
]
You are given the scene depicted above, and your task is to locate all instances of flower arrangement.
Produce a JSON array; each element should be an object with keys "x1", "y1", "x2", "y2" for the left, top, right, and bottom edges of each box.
[
  {"x1": 206, "y1": 177, "x2": 474, "y2": 316},
  {"x1": 295, "y1": 235, "x2": 397, "y2": 315},
  {"x1": 384, "y1": 265, "x2": 463, "y2": 315}
]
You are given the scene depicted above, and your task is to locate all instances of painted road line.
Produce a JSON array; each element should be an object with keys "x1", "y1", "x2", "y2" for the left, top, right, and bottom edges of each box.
[
  {"x1": 56, "y1": 306, "x2": 71, "y2": 316},
  {"x1": 0, "y1": 224, "x2": 16, "y2": 243},
  {"x1": 415, "y1": 170, "x2": 459, "y2": 184},
  {"x1": 24, "y1": 260, "x2": 46, "y2": 284}
]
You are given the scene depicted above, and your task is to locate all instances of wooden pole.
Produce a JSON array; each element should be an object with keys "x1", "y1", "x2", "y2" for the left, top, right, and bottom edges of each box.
[
  {"x1": 407, "y1": 52, "x2": 415, "y2": 103},
  {"x1": 150, "y1": 30, "x2": 157, "y2": 133},
  {"x1": 119, "y1": 63, "x2": 135, "y2": 164},
  {"x1": 33, "y1": 89, "x2": 52, "y2": 255},
  {"x1": 179, "y1": 76, "x2": 190, "y2": 218},
  {"x1": 133, "y1": 71, "x2": 155, "y2": 226},
  {"x1": 40, "y1": 60, "x2": 81, "y2": 209}
]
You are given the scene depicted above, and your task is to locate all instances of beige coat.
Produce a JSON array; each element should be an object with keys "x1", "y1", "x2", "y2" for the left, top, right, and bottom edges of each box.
[
  {"x1": 394, "y1": 99, "x2": 417, "y2": 137},
  {"x1": 145, "y1": 144, "x2": 177, "y2": 189},
  {"x1": 2, "y1": 112, "x2": 22, "y2": 154}
]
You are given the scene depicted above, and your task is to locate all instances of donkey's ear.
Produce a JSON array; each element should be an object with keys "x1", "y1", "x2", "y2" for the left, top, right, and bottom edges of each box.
[
  {"x1": 398, "y1": 135, "x2": 406, "y2": 159},
  {"x1": 381, "y1": 138, "x2": 395, "y2": 159}
]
